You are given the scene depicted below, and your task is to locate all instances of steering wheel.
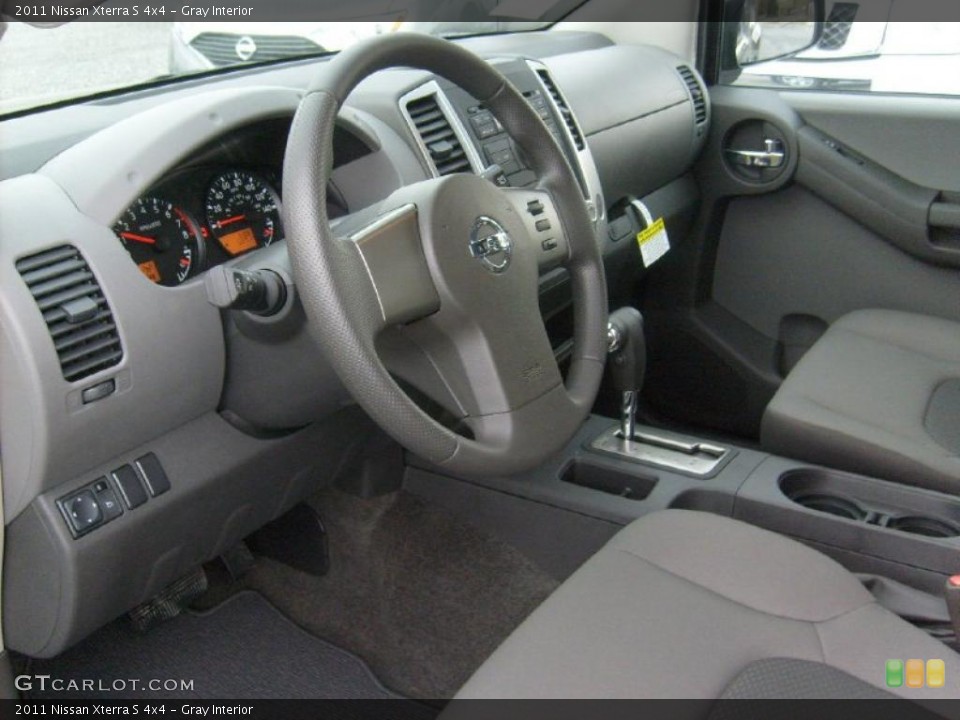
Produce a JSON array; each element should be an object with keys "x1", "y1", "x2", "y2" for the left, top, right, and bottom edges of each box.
[{"x1": 283, "y1": 34, "x2": 607, "y2": 477}]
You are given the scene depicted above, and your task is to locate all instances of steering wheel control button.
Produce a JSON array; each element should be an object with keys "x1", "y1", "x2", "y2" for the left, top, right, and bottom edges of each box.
[
  {"x1": 94, "y1": 480, "x2": 123, "y2": 522},
  {"x1": 81, "y1": 379, "x2": 116, "y2": 405},
  {"x1": 469, "y1": 217, "x2": 513, "y2": 275},
  {"x1": 61, "y1": 490, "x2": 103, "y2": 536},
  {"x1": 112, "y1": 465, "x2": 148, "y2": 509},
  {"x1": 135, "y1": 453, "x2": 171, "y2": 497},
  {"x1": 535, "y1": 219, "x2": 552, "y2": 232},
  {"x1": 542, "y1": 238, "x2": 559, "y2": 252},
  {"x1": 527, "y1": 200, "x2": 545, "y2": 216}
]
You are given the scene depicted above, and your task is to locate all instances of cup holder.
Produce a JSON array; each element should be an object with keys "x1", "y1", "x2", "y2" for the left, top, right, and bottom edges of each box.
[
  {"x1": 886, "y1": 516, "x2": 960, "y2": 539},
  {"x1": 789, "y1": 493, "x2": 866, "y2": 522},
  {"x1": 780, "y1": 469, "x2": 960, "y2": 539}
]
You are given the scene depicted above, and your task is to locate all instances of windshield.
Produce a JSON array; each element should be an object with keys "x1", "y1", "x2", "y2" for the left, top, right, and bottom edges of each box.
[{"x1": 0, "y1": 20, "x2": 551, "y2": 116}]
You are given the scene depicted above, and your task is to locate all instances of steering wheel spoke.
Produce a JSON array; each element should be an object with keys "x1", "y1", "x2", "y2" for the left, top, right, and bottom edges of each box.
[{"x1": 337, "y1": 203, "x2": 440, "y2": 329}]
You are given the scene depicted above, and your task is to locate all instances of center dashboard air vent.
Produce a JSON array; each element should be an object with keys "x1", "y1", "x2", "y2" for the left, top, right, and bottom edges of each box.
[
  {"x1": 535, "y1": 69, "x2": 585, "y2": 151},
  {"x1": 16, "y1": 245, "x2": 124, "y2": 382},
  {"x1": 405, "y1": 92, "x2": 473, "y2": 176},
  {"x1": 677, "y1": 65, "x2": 708, "y2": 126}
]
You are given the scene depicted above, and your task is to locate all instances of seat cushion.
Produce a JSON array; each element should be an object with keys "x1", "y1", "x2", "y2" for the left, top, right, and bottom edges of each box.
[
  {"x1": 453, "y1": 510, "x2": 960, "y2": 699},
  {"x1": 762, "y1": 309, "x2": 960, "y2": 494}
]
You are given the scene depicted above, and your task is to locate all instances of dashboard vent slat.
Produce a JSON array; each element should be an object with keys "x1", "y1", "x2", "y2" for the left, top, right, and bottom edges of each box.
[
  {"x1": 677, "y1": 66, "x2": 708, "y2": 126},
  {"x1": 536, "y1": 69, "x2": 585, "y2": 151},
  {"x1": 405, "y1": 94, "x2": 472, "y2": 176},
  {"x1": 16, "y1": 245, "x2": 124, "y2": 383}
]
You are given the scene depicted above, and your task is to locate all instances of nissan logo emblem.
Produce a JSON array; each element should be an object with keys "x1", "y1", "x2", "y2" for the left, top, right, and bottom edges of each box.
[
  {"x1": 469, "y1": 216, "x2": 513, "y2": 274},
  {"x1": 235, "y1": 36, "x2": 257, "y2": 62}
]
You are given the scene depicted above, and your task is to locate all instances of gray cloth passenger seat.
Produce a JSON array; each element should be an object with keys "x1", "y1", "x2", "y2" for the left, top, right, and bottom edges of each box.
[
  {"x1": 449, "y1": 510, "x2": 960, "y2": 700},
  {"x1": 762, "y1": 309, "x2": 960, "y2": 494}
]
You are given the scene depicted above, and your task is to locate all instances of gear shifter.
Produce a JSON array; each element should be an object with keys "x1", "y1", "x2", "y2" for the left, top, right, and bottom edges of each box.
[
  {"x1": 596, "y1": 308, "x2": 731, "y2": 476},
  {"x1": 607, "y1": 307, "x2": 646, "y2": 441}
]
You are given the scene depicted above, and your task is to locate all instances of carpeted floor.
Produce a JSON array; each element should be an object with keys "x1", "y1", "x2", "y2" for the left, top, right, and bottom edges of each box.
[
  {"x1": 28, "y1": 591, "x2": 431, "y2": 713},
  {"x1": 236, "y1": 488, "x2": 560, "y2": 700},
  {"x1": 28, "y1": 488, "x2": 558, "y2": 703}
]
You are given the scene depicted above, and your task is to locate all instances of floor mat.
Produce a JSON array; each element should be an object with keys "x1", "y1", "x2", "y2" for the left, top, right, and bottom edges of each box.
[
  {"x1": 239, "y1": 489, "x2": 560, "y2": 699},
  {"x1": 28, "y1": 591, "x2": 430, "y2": 711}
]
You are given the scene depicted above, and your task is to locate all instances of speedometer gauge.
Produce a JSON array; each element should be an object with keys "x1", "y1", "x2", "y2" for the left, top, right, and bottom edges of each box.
[
  {"x1": 205, "y1": 171, "x2": 282, "y2": 256},
  {"x1": 114, "y1": 197, "x2": 204, "y2": 286}
]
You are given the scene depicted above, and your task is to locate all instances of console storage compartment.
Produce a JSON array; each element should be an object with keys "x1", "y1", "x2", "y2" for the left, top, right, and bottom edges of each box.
[{"x1": 561, "y1": 457, "x2": 657, "y2": 501}]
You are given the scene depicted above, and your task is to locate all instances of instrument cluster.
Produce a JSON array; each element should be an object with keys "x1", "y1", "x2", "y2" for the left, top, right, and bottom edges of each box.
[{"x1": 113, "y1": 166, "x2": 289, "y2": 287}]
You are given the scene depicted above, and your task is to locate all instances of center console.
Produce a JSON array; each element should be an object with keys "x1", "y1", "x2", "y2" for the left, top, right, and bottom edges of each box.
[{"x1": 409, "y1": 411, "x2": 960, "y2": 627}]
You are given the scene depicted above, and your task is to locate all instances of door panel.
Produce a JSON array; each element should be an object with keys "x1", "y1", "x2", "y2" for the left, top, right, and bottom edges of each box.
[
  {"x1": 786, "y1": 93, "x2": 960, "y2": 193},
  {"x1": 642, "y1": 84, "x2": 960, "y2": 439},
  {"x1": 714, "y1": 185, "x2": 960, "y2": 340}
]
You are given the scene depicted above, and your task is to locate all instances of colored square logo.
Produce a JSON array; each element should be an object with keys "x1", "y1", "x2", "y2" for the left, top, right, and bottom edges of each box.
[
  {"x1": 886, "y1": 659, "x2": 904, "y2": 688},
  {"x1": 906, "y1": 659, "x2": 925, "y2": 688},
  {"x1": 927, "y1": 660, "x2": 946, "y2": 689}
]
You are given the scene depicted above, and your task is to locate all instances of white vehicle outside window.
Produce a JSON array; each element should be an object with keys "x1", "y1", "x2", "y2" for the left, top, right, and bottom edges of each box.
[{"x1": 734, "y1": 0, "x2": 960, "y2": 96}]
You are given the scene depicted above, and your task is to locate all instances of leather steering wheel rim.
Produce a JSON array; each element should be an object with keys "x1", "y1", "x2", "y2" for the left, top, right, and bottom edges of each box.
[{"x1": 283, "y1": 33, "x2": 607, "y2": 477}]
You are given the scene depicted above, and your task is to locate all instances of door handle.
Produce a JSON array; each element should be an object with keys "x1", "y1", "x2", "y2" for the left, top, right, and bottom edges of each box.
[
  {"x1": 726, "y1": 139, "x2": 786, "y2": 169},
  {"x1": 930, "y1": 201, "x2": 960, "y2": 230}
]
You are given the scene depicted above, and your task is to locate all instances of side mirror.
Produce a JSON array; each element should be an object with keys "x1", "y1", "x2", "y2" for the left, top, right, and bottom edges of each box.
[{"x1": 736, "y1": 0, "x2": 825, "y2": 66}]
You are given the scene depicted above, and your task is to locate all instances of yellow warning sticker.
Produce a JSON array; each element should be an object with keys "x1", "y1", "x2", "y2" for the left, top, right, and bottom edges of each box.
[{"x1": 636, "y1": 217, "x2": 670, "y2": 268}]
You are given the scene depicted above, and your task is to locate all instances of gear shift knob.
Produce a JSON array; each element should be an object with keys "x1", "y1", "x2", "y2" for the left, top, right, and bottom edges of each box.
[{"x1": 607, "y1": 307, "x2": 646, "y2": 440}]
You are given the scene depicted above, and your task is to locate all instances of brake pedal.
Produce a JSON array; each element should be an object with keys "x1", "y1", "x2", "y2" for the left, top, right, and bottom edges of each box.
[{"x1": 128, "y1": 566, "x2": 208, "y2": 633}]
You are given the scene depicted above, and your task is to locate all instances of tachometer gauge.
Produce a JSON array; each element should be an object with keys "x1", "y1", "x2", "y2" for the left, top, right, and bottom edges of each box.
[
  {"x1": 114, "y1": 197, "x2": 204, "y2": 286},
  {"x1": 205, "y1": 170, "x2": 282, "y2": 256}
]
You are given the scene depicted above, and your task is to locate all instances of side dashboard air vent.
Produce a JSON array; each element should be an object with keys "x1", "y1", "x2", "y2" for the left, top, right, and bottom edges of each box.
[
  {"x1": 405, "y1": 93, "x2": 472, "y2": 176},
  {"x1": 536, "y1": 69, "x2": 585, "y2": 151},
  {"x1": 677, "y1": 66, "x2": 708, "y2": 126},
  {"x1": 16, "y1": 245, "x2": 124, "y2": 382}
]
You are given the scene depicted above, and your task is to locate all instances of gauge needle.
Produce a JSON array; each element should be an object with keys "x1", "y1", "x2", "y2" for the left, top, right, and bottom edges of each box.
[
  {"x1": 120, "y1": 232, "x2": 157, "y2": 245},
  {"x1": 216, "y1": 215, "x2": 247, "y2": 229}
]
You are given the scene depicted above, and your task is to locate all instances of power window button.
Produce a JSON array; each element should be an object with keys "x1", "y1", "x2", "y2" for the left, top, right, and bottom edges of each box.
[
  {"x1": 112, "y1": 465, "x2": 148, "y2": 509},
  {"x1": 135, "y1": 453, "x2": 171, "y2": 497}
]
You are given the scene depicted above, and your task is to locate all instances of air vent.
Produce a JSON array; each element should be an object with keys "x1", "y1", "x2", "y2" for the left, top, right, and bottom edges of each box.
[
  {"x1": 405, "y1": 93, "x2": 472, "y2": 176},
  {"x1": 16, "y1": 245, "x2": 123, "y2": 383},
  {"x1": 536, "y1": 69, "x2": 585, "y2": 151},
  {"x1": 677, "y1": 66, "x2": 708, "y2": 126}
]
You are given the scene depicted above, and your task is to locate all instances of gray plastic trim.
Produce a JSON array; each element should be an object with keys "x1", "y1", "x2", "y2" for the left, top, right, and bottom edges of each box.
[
  {"x1": 1, "y1": 87, "x2": 316, "y2": 521},
  {"x1": 795, "y1": 126, "x2": 947, "y2": 267},
  {"x1": 4, "y1": 408, "x2": 380, "y2": 658},
  {"x1": 40, "y1": 87, "x2": 302, "y2": 226},
  {"x1": 0, "y1": 176, "x2": 224, "y2": 521},
  {"x1": 537, "y1": 46, "x2": 706, "y2": 203},
  {"x1": 528, "y1": 60, "x2": 607, "y2": 230},
  {"x1": 784, "y1": 92, "x2": 960, "y2": 193}
]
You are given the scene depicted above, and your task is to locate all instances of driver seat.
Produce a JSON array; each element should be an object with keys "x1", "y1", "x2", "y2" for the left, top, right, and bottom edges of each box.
[{"x1": 451, "y1": 510, "x2": 959, "y2": 699}]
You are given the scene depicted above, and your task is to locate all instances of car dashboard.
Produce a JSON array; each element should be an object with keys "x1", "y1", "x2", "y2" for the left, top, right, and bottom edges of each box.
[{"x1": 0, "y1": 30, "x2": 709, "y2": 658}]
